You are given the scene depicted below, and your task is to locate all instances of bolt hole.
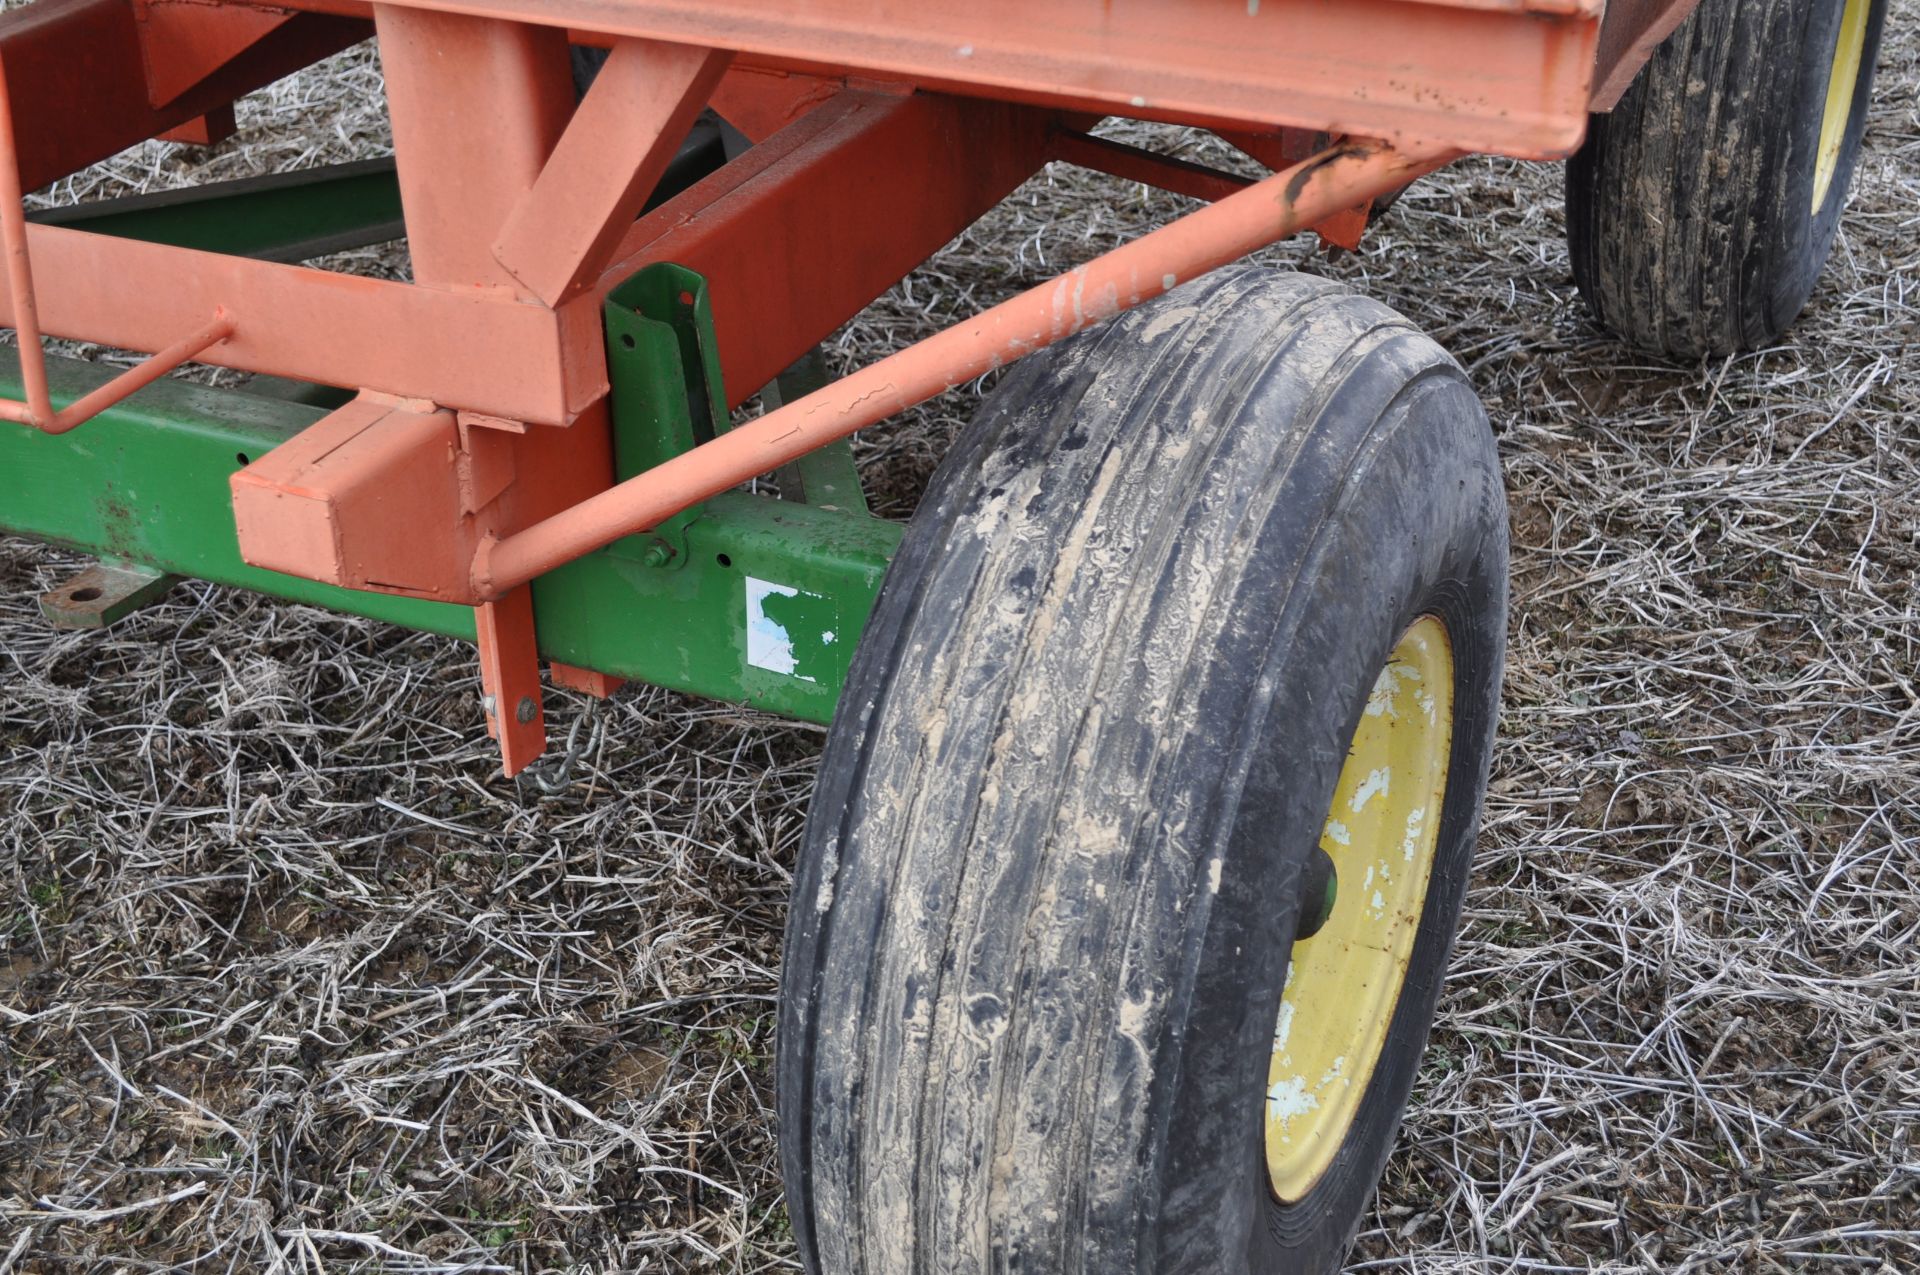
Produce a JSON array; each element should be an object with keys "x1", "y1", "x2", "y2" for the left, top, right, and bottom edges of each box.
[
  {"x1": 678, "y1": 290, "x2": 695, "y2": 306},
  {"x1": 715, "y1": 553, "x2": 732, "y2": 568},
  {"x1": 235, "y1": 452, "x2": 250, "y2": 466},
  {"x1": 620, "y1": 333, "x2": 636, "y2": 349},
  {"x1": 70, "y1": 587, "x2": 103, "y2": 603}
]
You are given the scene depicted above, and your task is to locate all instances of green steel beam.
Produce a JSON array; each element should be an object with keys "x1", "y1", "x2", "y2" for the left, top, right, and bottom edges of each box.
[
  {"x1": 23, "y1": 125, "x2": 727, "y2": 265},
  {"x1": 0, "y1": 340, "x2": 899, "y2": 723},
  {"x1": 535, "y1": 493, "x2": 896, "y2": 717},
  {"x1": 0, "y1": 353, "x2": 471, "y2": 636},
  {"x1": 28, "y1": 161, "x2": 407, "y2": 264}
]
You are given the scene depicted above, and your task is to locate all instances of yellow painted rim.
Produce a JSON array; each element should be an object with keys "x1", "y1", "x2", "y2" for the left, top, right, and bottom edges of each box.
[
  {"x1": 1265, "y1": 615, "x2": 1454, "y2": 1203},
  {"x1": 1812, "y1": 0, "x2": 1872, "y2": 213}
]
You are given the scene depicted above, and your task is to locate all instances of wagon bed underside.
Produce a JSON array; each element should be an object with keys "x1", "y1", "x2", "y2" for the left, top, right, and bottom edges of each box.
[{"x1": 0, "y1": 0, "x2": 1695, "y2": 772}]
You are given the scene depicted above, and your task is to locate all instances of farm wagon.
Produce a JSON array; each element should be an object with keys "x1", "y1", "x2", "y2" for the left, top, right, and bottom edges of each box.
[{"x1": 0, "y1": 0, "x2": 1887, "y2": 1266}]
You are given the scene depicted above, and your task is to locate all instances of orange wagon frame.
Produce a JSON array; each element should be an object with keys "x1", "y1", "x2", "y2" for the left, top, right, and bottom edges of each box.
[{"x1": 0, "y1": 0, "x2": 1695, "y2": 773}]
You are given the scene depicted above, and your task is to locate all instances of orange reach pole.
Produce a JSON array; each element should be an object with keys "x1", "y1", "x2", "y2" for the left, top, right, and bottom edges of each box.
[{"x1": 473, "y1": 140, "x2": 1457, "y2": 599}]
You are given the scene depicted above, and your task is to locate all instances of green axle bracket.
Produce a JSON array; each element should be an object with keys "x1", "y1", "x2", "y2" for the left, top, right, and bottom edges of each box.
[
  {"x1": 0, "y1": 263, "x2": 901, "y2": 725},
  {"x1": 534, "y1": 263, "x2": 899, "y2": 721}
]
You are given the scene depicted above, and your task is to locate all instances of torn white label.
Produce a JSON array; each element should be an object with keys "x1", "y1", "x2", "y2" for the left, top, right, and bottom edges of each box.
[{"x1": 746, "y1": 576, "x2": 819, "y2": 683}]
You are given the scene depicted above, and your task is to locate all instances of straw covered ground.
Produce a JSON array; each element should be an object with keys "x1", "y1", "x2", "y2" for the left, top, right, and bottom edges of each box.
[{"x1": 3, "y1": 7, "x2": 1917, "y2": 1271}]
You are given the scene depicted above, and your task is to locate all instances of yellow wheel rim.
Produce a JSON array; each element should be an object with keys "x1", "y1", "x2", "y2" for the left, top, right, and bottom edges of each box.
[
  {"x1": 1812, "y1": 0, "x2": 1872, "y2": 213},
  {"x1": 1265, "y1": 615, "x2": 1454, "y2": 1203}
]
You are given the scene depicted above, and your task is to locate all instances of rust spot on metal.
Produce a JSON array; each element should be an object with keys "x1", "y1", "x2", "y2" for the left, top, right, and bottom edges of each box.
[{"x1": 1281, "y1": 143, "x2": 1373, "y2": 205}]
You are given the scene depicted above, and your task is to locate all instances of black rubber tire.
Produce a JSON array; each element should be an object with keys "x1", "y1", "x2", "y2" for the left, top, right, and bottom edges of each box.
[
  {"x1": 777, "y1": 266, "x2": 1509, "y2": 1273},
  {"x1": 1566, "y1": 0, "x2": 1887, "y2": 358}
]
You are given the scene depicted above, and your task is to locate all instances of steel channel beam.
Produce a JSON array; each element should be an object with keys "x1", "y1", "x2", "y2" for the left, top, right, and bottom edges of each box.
[
  {"x1": 28, "y1": 161, "x2": 408, "y2": 263},
  {"x1": 253, "y1": 0, "x2": 1605, "y2": 158}
]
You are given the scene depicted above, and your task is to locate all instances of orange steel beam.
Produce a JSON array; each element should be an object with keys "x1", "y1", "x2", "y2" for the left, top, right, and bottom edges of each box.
[
  {"x1": 133, "y1": 0, "x2": 302, "y2": 109},
  {"x1": 375, "y1": 3, "x2": 565, "y2": 775},
  {"x1": 1589, "y1": 0, "x2": 1700, "y2": 110},
  {"x1": 371, "y1": 2, "x2": 627, "y2": 774},
  {"x1": 231, "y1": 392, "x2": 465, "y2": 591},
  {"x1": 0, "y1": 50, "x2": 239, "y2": 434},
  {"x1": 494, "y1": 38, "x2": 733, "y2": 306},
  {"x1": 0, "y1": 0, "x2": 366, "y2": 193},
  {"x1": 1049, "y1": 130, "x2": 1254, "y2": 204},
  {"x1": 595, "y1": 89, "x2": 1058, "y2": 408},
  {"x1": 708, "y1": 65, "x2": 846, "y2": 143},
  {"x1": 1, "y1": 225, "x2": 605, "y2": 423},
  {"x1": 159, "y1": 105, "x2": 240, "y2": 147},
  {"x1": 375, "y1": 4, "x2": 575, "y2": 292},
  {"x1": 475, "y1": 140, "x2": 1458, "y2": 598},
  {"x1": 257, "y1": 0, "x2": 1603, "y2": 159},
  {"x1": 2, "y1": 31, "x2": 1042, "y2": 435},
  {"x1": 4, "y1": 88, "x2": 1042, "y2": 431}
]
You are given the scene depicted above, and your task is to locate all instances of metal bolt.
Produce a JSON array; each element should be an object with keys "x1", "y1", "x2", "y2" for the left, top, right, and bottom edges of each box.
[
  {"x1": 642, "y1": 540, "x2": 674, "y2": 568},
  {"x1": 480, "y1": 693, "x2": 497, "y2": 717},
  {"x1": 515, "y1": 696, "x2": 537, "y2": 724}
]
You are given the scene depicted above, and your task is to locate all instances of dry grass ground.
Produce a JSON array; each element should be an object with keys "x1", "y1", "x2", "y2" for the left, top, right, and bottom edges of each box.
[{"x1": 4, "y1": 8, "x2": 1918, "y2": 1272}]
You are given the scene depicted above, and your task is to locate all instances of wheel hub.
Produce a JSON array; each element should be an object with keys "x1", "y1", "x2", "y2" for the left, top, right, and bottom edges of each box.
[{"x1": 1264, "y1": 614, "x2": 1455, "y2": 1203}]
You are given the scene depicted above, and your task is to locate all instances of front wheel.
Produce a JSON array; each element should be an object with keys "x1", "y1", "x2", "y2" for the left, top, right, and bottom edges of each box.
[{"x1": 778, "y1": 266, "x2": 1508, "y2": 1272}]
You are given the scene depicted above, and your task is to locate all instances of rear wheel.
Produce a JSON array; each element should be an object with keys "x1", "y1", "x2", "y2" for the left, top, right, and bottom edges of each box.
[
  {"x1": 1566, "y1": 0, "x2": 1887, "y2": 357},
  {"x1": 778, "y1": 266, "x2": 1509, "y2": 1272}
]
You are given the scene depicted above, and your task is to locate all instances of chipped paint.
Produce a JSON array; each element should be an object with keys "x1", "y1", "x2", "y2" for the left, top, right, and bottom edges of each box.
[
  {"x1": 1349, "y1": 766, "x2": 1390, "y2": 812},
  {"x1": 1266, "y1": 1075, "x2": 1317, "y2": 1122},
  {"x1": 1365, "y1": 658, "x2": 1424, "y2": 717}
]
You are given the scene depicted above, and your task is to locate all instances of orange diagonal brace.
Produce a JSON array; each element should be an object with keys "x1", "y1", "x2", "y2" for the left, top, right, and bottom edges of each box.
[
  {"x1": 473, "y1": 139, "x2": 1460, "y2": 599},
  {"x1": 494, "y1": 37, "x2": 731, "y2": 306}
]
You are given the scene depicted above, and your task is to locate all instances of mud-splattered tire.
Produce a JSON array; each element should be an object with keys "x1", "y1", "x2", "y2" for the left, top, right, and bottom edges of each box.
[
  {"x1": 777, "y1": 267, "x2": 1508, "y2": 1272},
  {"x1": 1567, "y1": 0, "x2": 1886, "y2": 358}
]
